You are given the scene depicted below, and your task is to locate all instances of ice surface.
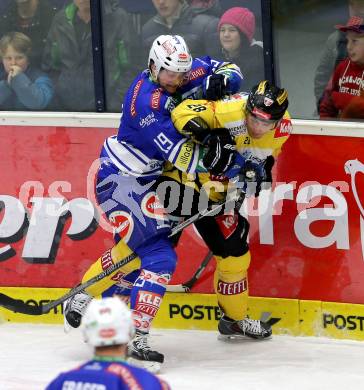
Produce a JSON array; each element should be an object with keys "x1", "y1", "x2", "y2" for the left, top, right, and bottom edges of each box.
[{"x1": 1, "y1": 323, "x2": 363, "y2": 390}]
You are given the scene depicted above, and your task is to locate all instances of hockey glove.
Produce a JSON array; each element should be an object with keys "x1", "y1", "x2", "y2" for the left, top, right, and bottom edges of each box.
[
  {"x1": 202, "y1": 130, "x2": 236, "y2": 176},
  {"x1": 203, "y1": 74, "x2": 230, "y2": 100},
  {"x1": 240, "y1": 156, "x2": 275, "y2": 197}
]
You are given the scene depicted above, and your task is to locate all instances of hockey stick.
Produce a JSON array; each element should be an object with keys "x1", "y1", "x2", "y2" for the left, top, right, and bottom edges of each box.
[
  {"x1": 166, "y1": 250, "x2": 214, "y2": 292},
  {"x1": 0, "y1": 193, "x2": 237, "y2": 315}
]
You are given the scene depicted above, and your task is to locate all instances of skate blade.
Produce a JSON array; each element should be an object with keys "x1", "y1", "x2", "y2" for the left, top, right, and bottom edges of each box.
[
  {"x1": 218, "y1": 333, "x2": 249, "y2": 341},
  {"x1": 127, "y1": 357, "x2": 162, "y2": 374},
  {"x1": 218, "y1": 333, "x2": 272, "y2": 342}
]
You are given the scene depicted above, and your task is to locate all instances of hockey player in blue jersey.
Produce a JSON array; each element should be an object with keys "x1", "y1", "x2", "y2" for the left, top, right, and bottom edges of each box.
[
  {"x1": 64, "y1": 34, "x2": 243, "y2": 370},
  {"x1": 46, "y1": 297, "x2": 170, "y2": 389}
]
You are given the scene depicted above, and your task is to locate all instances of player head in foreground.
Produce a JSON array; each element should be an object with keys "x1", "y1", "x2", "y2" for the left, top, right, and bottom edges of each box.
[{"x1": 46, "y1": 297, "x2": 170, "y2": 389}]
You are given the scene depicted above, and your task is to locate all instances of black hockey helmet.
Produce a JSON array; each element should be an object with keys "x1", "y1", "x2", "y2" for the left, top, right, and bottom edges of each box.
[{"x1": 246, "y1": 80, "x2": 289, "y2": 121}]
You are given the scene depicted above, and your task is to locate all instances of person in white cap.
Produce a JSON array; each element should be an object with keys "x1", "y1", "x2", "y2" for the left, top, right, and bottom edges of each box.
[{"x1": 46, "y1": 297, "x2": 170, "y2": 389}]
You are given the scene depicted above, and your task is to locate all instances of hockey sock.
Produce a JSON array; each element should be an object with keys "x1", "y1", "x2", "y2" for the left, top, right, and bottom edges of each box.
[
  {"x1": 214, "y1": 251, "x2": 251, "y2": 320},
  {"x1": 81, "y1": 239, "x2": 141, "y2": 297},
  {"x1": 130, "y1": 269, "x2": 170, "y2": 333}
]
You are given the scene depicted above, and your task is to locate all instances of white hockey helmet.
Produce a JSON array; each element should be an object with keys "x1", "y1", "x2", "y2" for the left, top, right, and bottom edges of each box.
[
  {"x1": 82, "y1": 297, "x2": 134, "y2": 347},
  {"x1": 148, "y1": 34, "x2": 192, "y2": 78}
]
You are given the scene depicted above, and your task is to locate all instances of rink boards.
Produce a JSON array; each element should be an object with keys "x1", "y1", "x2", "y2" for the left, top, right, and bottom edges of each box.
[
  {"x1": 0, "y1": 115, "x2": 364, "y2": 343},
  {"x1": 1, "y1": 287, "x2": 364, "y2": 342}
]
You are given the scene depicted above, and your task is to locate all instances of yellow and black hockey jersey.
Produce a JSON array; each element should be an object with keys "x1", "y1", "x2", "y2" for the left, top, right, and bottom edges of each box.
[{"x1": 163, "y1": 93, "x2": 292, "y2": 201}]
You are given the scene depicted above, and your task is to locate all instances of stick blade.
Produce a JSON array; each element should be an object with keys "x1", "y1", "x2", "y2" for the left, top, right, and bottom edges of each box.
[{"x1": 0, "y1": 293, "x2": 43, "y2": 315}]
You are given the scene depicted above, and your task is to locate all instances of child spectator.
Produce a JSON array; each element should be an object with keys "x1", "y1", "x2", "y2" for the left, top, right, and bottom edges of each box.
[
  {"x1": 0, "y1": 0, "x2": 57, "y2": 68},
  {"x1": 314, "y1": 0, "x2": 364, "y2": 109},
  {"x1": 218, "y1": 7, "x2": 264, "y2": 91},
  {"x1": 0, "y1": 32, "x2": 53, "y2": 110},
  {"x1": 319, "y1": 16, "x2": 364, "y2": 119}
]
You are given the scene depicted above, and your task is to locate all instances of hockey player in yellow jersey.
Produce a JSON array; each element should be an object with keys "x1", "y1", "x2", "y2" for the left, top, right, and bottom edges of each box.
[{"x1": 160, "y1": 80, "x2": 291, "y2": 339}]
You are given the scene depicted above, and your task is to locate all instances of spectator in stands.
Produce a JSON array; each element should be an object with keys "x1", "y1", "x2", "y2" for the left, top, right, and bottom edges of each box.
[
  {"x1": 42, "y1": 0, "x2": 137, "y2": 112},
  {"x1": 141, "y1": 0, "x2": 221, "y2": 59},
  {"x1": 0, "y1": 32, "x2": 53, "y2": 110},
  {"x1": 0, "y1": 0, "x2": 57, "y2": 68},
  {"x1": 314, "y1": 0, "x2": 364, "y2": 109},
  {"x1": 218, "y1": 7, "x2": 264, "y2": 91},
  {"x1": 188, "y1": 0, "x2": 222, "y2": 17},
  {"x1": 319, "y1": 17, "x2": 364, "y2": 119},
  {"x1": 45, "y1": 297, "x2": 170, "y2": 390}
]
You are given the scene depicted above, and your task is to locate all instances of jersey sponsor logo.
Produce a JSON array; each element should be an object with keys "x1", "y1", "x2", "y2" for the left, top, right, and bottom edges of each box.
[
  {"x1": 150, "y1": 88, "x2": 162, "y2": 110},
  {"x1": 130, "y1": 79, "x2": 143, "y2": 117},
  {"x1": 274, "y1": 118, "x2": 292, "y2": 138},
  {"x1": 139, "y1": 112, "x2": 157, "y2": 128},
  {"x1": 133, "y1": 310, "x2": 152, "y2": 330},
  {"x1": 215, "y1": 212, "x2": 239, "y2": 239},
  {"x1": 217, "y1": 278, "x2": 247, "y2": 295},
  {"x1": 175, "y1": 140, "x2": 194, "y2": 171},
  {"x1": 225, "y1": 119, "x2": 246, "y2": 137},
  {"x1": 62, "y1": 381, "x2": 106, "y2": 390},
  {"x1": 141, "y1": 192, "x2": 167, "y2": 221},
  {"x1": 99, "y1": 328, "x2": 116, "y2": 338},
  {"x1": 108, "y1": 210, "x2": 133, "y2": 243},
  {"x1": 100, "y1": 249, "x2": 113, "y2": 270},
  {"x1": 111, "y1": 271, "x2": 127, "y2": 284},
  {"x1": 135, "y1": 291, "x2": 162, "y2": 317},
  {"x1": 164, "y1": 95, "x2": 179, "y2": 112},
  {"x1": 108, "y1": 364, "x2": 142, "y2": 390},
  {"x1": 140, "y1": 269, "x2": 170, "y2": 285},
  {"x1": 188, "y1": 66, "x2": 206, "y2": 81}
]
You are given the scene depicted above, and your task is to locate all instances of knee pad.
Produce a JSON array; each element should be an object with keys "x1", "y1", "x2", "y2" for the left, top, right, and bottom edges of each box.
[{"x1": 195, "y1": 213, "x2": 249, "y2": 258}]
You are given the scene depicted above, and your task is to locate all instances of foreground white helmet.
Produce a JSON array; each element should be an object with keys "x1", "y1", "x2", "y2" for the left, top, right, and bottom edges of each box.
[
  {"x1": 148, "y1": 34, "x2": 192, "y2": 78},
  {"x1": 82, "y1": 297, "x2": 134, "y2": 347}
]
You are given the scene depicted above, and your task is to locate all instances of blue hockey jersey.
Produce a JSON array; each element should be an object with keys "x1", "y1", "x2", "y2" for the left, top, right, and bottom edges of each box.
[
  {"x1": 45, "y1": 359, "x2": 170, "y2": 390},
  {"x1": 101, "y1": 57, "x2": 243, "y2": 179}
]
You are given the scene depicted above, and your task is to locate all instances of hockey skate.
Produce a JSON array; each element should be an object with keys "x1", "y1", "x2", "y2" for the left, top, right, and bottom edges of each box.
[
  {"x1": 218, "y1": 315, "x2": 272, "y2": 340},
  {"x1": 63, "y1": 291, "x2": 92, "y2": 331},
  {"x1": 127, "y1": 330, "x2": 164, "y2": 373}
]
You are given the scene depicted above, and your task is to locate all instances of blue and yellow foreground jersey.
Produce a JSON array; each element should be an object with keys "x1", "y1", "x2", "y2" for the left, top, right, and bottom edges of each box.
[
  {"x1": 100, "y1": 58, "x2": 243, "y2": 179},
  {"x1": 45, "y1": 359, "x2": 169, "y2": 390},
  {"x1": 170, "y1": 93, "x2": 292, "y2": 200}
]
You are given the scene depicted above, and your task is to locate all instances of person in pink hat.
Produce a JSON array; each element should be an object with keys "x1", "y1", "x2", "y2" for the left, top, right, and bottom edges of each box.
[
  {"x1": 218, "y1": 6, "x2": 264, "y2": 90},
  {"x1": 319, "y1": 16, "x2": 364, "y2": 119}
]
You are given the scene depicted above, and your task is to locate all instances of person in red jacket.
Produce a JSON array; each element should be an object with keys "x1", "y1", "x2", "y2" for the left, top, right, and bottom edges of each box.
[{"x1": 319, "y1": 16, "x2": 364, "y2": 119}]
